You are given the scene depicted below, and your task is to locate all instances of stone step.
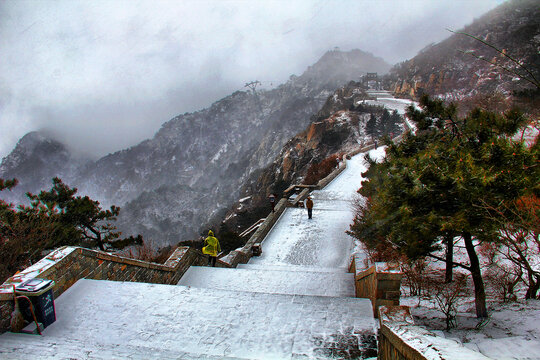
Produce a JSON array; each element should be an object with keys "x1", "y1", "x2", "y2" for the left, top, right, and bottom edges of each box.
[
  {"x1": 0, "y1": 279, "x2": 376, "y2": 359},
  {"x1": 237, "y1": 263, "x2": 348, "y2": 273},
  {"x1": 178, "y1": 266, "x2": 355, "y2": 297}
]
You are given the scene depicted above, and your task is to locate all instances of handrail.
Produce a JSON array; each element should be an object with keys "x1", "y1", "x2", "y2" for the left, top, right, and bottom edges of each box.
[{"x1": 239, "y1": 218, "x2": 266, "y2": 238}]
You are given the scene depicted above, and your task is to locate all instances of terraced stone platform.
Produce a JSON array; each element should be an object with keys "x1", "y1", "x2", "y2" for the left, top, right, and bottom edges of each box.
[
  {"x1": 178, "y1": 265, "x2": 355, "y2": 297},
  {"x1": 0, "y1": 279, "x2": 376, "y2": 359}
]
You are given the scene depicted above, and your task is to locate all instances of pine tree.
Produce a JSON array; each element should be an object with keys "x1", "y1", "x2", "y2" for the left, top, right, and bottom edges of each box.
[
  {"x1": 366, "y1": 113, "x2": 378, "y2": 138},
  {"x1": 1, "y1": 177, "x2": 143, "y2": 282},
  {"x1": 378, "y1": 109, "x2": 391, "y2": 135},
  {"x1": 349, "y1": 95, "x2": 538, "y2": 318},
  {"x1": 26, "y1": 177, "x2": 143, "y2": 251}
]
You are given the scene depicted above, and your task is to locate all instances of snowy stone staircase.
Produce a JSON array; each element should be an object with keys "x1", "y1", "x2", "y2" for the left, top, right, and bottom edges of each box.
[
  {"x1": 174, "y1": 260, "x2": 377, "y2": 358},
  {"x1": 0, "y1": 278, "x2": 377, "y2": 359},
  {"x1": 178, "y1": 265, "x2": 355, "y2": 297}
]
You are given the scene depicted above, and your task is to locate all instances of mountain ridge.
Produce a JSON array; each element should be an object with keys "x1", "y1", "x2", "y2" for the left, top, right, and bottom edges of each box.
[
  {"x1": 390, "y1": 0, "x2": 539, "y2": 109},
  {"x1": 1, "y1": 49, "x2": 391, "y2": 247}
]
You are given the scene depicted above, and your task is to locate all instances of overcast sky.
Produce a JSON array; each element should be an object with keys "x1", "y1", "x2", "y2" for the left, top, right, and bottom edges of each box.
[{"x1": 0, "y1": 0, "x2": 504, "y2": 159}]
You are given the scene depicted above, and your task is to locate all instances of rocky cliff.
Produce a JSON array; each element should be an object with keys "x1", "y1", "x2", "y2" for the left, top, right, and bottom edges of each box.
[
  {"x1": 1, "y1": 49, "x2": 391, "y2": 248},
  {"x1": 391, "y1": 0, "x2": 539, "y2": 105},
  {"x1": 219, "y1": 82, "x2": 403, "y2": 234}
]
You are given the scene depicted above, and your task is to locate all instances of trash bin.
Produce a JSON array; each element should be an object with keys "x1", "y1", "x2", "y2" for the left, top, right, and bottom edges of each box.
[{"x1": 15, "y1": 278, "x2": 56, "y2": 328}]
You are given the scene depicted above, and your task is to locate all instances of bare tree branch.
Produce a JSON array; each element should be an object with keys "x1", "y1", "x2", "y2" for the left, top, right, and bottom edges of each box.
[{"x1": 448, "y1": 29, "x2": 540, "y2": 88}]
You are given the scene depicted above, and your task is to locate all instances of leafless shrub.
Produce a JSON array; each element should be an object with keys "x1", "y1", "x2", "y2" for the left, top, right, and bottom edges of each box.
[
  {"x1": 120, "y1": 240, "x2": 174, "y2": 263},
  {"x1": 480, "y1": 195, "x2": 540, "y2": 299},
  {"x1": 402, "y1": 259, "x2": 429, "y2": 297},
  {"x1": 484, "y1": 262, "x2": 522, "y2": 302},
  {"x1": 430, "y1": 273, "x2": 469, "y2": 330}
]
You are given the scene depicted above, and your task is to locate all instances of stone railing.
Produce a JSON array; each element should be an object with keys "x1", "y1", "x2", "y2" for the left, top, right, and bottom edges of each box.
[
  {"x1": 349, "y1": 254, "x2": 403, "y2": 317},
  {"x1": 378, "y1": 306, "x2": 492, "y2": 360},
  {"x1": 221, "y1": 197, "x2": 289, "y2": 267},
  {"x1": 348, "y1": 142, "x2": 377, "y2": 157},
  {"x1": 0, "y1": 245, "x2": 229, "y2": 334}
]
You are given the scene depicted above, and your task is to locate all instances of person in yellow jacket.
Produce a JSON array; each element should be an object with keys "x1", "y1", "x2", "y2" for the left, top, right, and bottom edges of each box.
[{"x1": 202, "y1": 230, "x2": 221, "y2": 267}]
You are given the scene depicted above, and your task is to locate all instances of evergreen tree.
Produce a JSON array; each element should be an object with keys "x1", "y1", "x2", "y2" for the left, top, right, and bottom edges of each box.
[
  {"x1": 378, "y1": 109, "x2": 391, "y2": 136},
  {"x1": 1, "y1": 177, "x2": 143, "y2": 282},
  {"x1": 26, "y1": 177, "x2": 143, "y2": 251},
  {"x1": 389, "y1": 110, "x2": 403, "y2": 136},
  {"x1": 349, "y1": 95, "x2": 538, "y2": 318},
  {"x1": 366, "y1": 113, "x2": 378, "y2": 138}
]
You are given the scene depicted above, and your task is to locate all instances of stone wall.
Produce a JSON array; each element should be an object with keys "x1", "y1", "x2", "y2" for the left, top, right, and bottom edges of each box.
[
  {"x1": 316, "y1": 162, "x2": 347, "y2": 189},
  {"x1": 349, "y1": 255, "x2": 403, "y2": 318},
  {"x1": 0, "y1": 245, "x2": 229, "y2": 334},
  {"x1": 378, "y1": 306, "x2": 492, "y2": 360},
  {"x1": 222, "y1": 197, "x2": 289, "y2": 267}
]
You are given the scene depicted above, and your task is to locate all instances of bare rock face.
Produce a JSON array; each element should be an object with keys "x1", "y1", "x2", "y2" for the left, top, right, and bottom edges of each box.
[
  {"x1": 222, "y1": 82, "x2": 401, "y2": 233},
  {"x1": 391, "y1": 0, "x2": 540, "y2": 102},
  {"x1": 0, "y1": 132, "x2": 92, "y2": 204},
  {"x1": 1, "y1": 50, "x2": 391, "y2": 248}
]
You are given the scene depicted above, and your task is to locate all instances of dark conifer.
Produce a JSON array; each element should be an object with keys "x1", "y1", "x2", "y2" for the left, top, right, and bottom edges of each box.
[{"x1": 349, "y1": 96, "x2": 538, "y2": 318}]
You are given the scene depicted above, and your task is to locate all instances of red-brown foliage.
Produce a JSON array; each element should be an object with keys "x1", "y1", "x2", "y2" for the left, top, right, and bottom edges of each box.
[{"x1": 303, "y1": 153, "x2": 342, "y2": 185}]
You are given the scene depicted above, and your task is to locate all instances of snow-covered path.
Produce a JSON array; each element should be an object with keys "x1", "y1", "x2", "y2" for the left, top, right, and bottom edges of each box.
[
  {"x1": 250, "y1": 147, "x2": 386, "y2": 269},
  {"x1": 364, "y1": 90, "x2": 416, "y2": 115}
]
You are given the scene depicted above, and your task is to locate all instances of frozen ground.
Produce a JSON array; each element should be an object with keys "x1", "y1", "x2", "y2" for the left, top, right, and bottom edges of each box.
[
  {"x1": 364, "y1": 90, "x2": 416, "y2": 115},
  {"x1": 399, "y1": 238, "x2": 540, "y2": 360},
  {"x1": 402, "y1": 296, "x2": 540, "y2": 360},
  {"x1": 364, "y1": 90, "x2": 417, "y2": 131}
]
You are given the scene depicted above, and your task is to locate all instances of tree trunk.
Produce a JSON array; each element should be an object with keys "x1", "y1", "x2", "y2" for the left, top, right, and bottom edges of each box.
[
  {"x1": 445, "y1": 233, "x2": 454, "y2": 283},
  {"x1": 463, "y1": 232, "x2": 488, "y2": 318},
  {"x1": 525, "y1": 274, "x2": 540, "y2": 299},
  {"x1": 96, "y1": 232, "x2": 105, "y2": 251}
]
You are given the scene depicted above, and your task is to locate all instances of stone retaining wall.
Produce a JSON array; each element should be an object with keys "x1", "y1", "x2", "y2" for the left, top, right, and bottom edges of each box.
[
  {"x1": 316, "y1": 162, "x2": 347, "y2": 189},
  {"x1": 222, "y1": 197, "x2": 289, "y2": 267},
  {"x1": 349, "y1": 255, "x2": 403, "y2": 318},
  {"x1": 0, "y1": 245, "x2": 228, "y2": 334},
  {"x1": 378, "y1": 306, "x2": 492, "y2": 360}
]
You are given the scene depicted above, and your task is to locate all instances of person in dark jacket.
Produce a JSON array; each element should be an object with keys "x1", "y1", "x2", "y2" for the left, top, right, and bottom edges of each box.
[
  {"x1": 305, "y1": 196, "x2": 314, "y2": 219},
  {"x1": 202, "y1": 230, "x2": 221, "y2": 267}
]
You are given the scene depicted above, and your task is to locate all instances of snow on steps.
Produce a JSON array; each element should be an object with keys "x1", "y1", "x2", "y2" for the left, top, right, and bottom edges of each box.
[
  {"x1": 0, "y1": 279, "x2": 376, "y2": 360},
  {"x1": 237, "y1": 263, "x2": 348, "y2": 273},
  {"x1": 178, "y1": 266, "x2": 355, "y2": 297}
]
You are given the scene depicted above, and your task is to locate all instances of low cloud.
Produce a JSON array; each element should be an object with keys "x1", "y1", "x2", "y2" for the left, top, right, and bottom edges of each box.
[{"x1": 0, "y1": 0, "x2": 503, "y2": 159}]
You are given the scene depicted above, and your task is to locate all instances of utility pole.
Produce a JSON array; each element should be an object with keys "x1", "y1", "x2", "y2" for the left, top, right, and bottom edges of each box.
[{"x1": 244, "y1": 80, "x2": 261, "y2": 93}]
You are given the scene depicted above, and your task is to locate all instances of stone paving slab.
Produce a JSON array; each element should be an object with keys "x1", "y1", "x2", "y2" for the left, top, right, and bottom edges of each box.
[
  {"x1": 178, "y1": 266, "x2": 355, "y2": 297},
  {"x1": 237, "y1": 263, "x2": 348, "y2": 273},
  {"x1": 0, "y1": 279, "x2": 375, "y2": 359},
  {"x1": 248, "y1": 207, "x2": 355, "y2": 268}
]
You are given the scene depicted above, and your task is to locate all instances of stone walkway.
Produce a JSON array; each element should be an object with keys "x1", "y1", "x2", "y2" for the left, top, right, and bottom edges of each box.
[
  {"x1": 0, "y1": 279, "x2": 376, "y2": 359},
  {"x1": 179, "y1": 266, "x2": 355, "y2": 297}
]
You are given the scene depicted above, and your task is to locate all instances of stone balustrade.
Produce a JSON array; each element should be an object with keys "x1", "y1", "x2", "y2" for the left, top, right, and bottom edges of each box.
[
  {"x1": 0, "y1": 245, "x2": 228, "y2": 334},
  {"x1": 349, "y1": 254, "x2": 403, "y2": 317},
  {"x1": 378, "y1": 306, "x2": 492, "y2": 360}
]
